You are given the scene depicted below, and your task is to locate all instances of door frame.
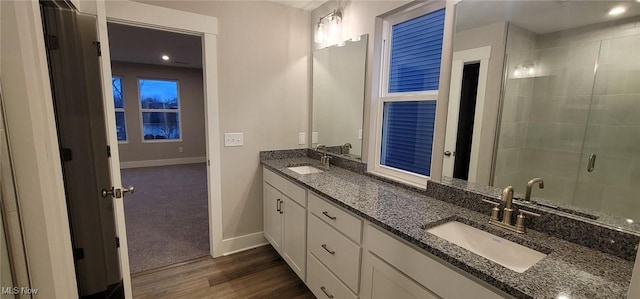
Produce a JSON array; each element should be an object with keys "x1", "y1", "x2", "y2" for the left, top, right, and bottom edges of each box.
[
  {"x1": 98, "y1": 0, "x2": 224, "y2": 256},
  {"x1": 442, "y1": 46, "x2": 490, "y2": 183},
  {"x1": 95, "y1": 1, "x2": 221, "y2": 297}
]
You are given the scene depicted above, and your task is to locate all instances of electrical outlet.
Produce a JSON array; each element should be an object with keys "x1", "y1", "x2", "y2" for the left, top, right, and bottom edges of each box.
[
  {"x1": 178, "y1": 146, "x2": 184, "y2": 153},
  {"x1": 298, "y1": 132, "x2": 306, "y2": 145},
  {"x1": 224, "y1": 133, "x2": 244, "y2": 147},
  {"x1": 358, "y1": 129, "x2": 363, "y2": 140},
  {"x1": 312, "y1": 132, "x2": 319, "y2": 143}
]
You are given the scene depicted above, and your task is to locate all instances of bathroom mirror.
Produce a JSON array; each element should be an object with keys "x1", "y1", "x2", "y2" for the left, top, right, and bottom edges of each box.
[
  {"x1": 312, "y1": 34, "x2": 368, "y2": 159},
  {"x1": 442, "y1": 1, "x2": 640, "y2": 230}
]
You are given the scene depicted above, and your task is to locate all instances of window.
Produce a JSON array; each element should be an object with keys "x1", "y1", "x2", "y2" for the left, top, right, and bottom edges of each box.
[
  {"x1": 371, "y1": 4, "x2": 446, "y2": 187},
  {"x1": 138, "y1": 79, "x2": 181, "y2": 141},
  {"x1": 112, "y1": 76, "x2": 127, "y2": 142}
]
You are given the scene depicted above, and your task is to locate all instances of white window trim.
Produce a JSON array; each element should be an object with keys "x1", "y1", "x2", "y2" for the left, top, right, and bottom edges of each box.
[
  {"x1": 113, "y1": 75, "x2": 128, "y2": 144},
  {"x1": 368, "y1": 1, "x2": 446, "y2": 189},
  {"x1": 137, "y1": 77, "x2": 183, "y2": 143}
]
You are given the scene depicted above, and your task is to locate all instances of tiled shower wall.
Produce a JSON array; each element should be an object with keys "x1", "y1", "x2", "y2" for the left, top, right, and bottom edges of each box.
[{"x1": 495, "y1": 17, "x2": 640, "y2": 219}]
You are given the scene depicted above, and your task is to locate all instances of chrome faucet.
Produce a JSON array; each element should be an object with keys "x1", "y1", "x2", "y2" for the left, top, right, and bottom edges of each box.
[
  {"x1": 341, "y1": 143, "x2": 352, "y2": 155},
  {"x1": 525, "y1": 178, "x2": 544, "y2": 202},
  {"x1": 315, "y1": 144, "x2": 331, "y2": 167},
  {"x1": 482, "y1": 186, "x2": 540, "y2": 234}
]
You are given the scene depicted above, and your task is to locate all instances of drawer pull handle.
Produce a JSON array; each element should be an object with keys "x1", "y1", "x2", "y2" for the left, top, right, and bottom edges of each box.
[
  {"x1": 321, "y1": 244, "x2": 335, "y2": 255},
  {"x1": 322, "y1": 211, "x2": 336, "y2": 220},
  {"x1": 320, "y1": 286, "x2": 334, "y2": 298},
  {"x1": 276, "y1": 199, "x2": 281, "y2": 212}
]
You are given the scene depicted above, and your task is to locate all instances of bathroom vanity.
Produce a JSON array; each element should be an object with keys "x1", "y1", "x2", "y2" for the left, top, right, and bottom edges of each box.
[{"x1": 261, "y1": 149, "x2": 634, "y2": 299}]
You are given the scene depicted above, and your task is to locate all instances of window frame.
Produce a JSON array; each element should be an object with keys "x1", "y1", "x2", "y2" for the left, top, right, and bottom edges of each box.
[
  {"x1": 112, "y1": 75, "x2": 128, "y2": 143},
  {"x1": 369, "y1": 1, "x2": 446, "y2": 188},
  {"x1": 137, "y1": 77, "x2": 183, "y2": 143}
]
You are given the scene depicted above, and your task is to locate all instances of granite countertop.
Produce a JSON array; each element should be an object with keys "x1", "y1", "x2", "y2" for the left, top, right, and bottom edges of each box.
[{"x1": 261, "y1": 156, "x2": 633, "y2": 299}]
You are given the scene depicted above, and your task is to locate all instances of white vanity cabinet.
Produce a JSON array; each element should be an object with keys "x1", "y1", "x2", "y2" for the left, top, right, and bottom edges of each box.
[
  {"x1": 361, "y1": 225, "x2": 509, "y2": 299},
  {"x1": 306, "y1": 192, "x2": 363, "y2": 298},
  {"x1": 262, "y1": 166, "x2": 510, "y2": 298},
  {"x1": 263, "y1": 168, "x2": 307, "y2": 281}
]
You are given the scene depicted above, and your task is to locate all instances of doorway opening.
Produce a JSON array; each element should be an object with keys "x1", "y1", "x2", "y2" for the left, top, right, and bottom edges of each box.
[
  {"x1": 107, "y1": 22, "x2": 210, "y2": 274},
  {"x1": 453, "y1": 62, "x2": 480, "y2": 180}
]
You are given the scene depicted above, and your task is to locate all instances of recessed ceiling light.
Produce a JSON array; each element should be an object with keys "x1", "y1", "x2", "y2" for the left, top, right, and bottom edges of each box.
[
  {"x1": 608, "y1": 6, "x2": 627, "y2": 16},
  {"x1": 161, "y1": 55, "x2": 170, "y2": 61}
]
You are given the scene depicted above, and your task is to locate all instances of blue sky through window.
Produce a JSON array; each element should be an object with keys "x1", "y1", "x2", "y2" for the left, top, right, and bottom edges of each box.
[{"x1": 139, "y1": 79, "x2": 179, "y2": 109}]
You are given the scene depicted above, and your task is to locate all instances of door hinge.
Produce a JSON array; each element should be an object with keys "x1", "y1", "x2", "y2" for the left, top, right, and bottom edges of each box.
[
  {"x1": 46, "y1": 34, "x2": 59, "y2": 50},
  {"x1": 207, "y1": 159, "x2": 210, "y2": 166},
  {"x1": 92, "y1": 41, "x2": 101, "y2": 56},
  {"x1": 73, "y1": 248, "x2": 85, "y2": 260},
  {"x1": 115, "y1": 237, "x2": 120, "y2": 248},
  {"x1": 61, "y1": 148, "x2": 73, "y2": 162},
  {"x1": 107, "y1": 145, "x2": 111, "y2": 158}
]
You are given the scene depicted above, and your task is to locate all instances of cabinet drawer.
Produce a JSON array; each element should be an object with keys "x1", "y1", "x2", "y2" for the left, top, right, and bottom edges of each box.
[
  {"x1": 264, "y1": 167, "x2": 306, "y2": 207},
  {"x1": 307, "y1": 252, "x2": 357, "y2": 299},
  {"x1": 309, "y1": 193, "x2": 362, "y2": 243},
  {"x1": 308, "y1": 214, "x2": 361, "y2": 292}
]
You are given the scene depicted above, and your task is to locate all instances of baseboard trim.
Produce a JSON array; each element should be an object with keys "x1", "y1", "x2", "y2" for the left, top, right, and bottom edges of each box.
[
  {"x1": 222, "y1": 232, "x2": 268, "y2": 256},
  {"x1": 120, "y1": 157, "x2": 206, "y2": 169}
]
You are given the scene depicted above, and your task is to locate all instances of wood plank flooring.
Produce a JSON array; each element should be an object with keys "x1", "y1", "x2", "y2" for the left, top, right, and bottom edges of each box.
[{"x1": 131, "y1": 245, "x2": 315, "y2": 299}]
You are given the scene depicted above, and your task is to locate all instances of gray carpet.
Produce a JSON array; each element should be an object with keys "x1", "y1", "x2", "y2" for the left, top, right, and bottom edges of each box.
[{"x1": 121, "y1": 163, "x2": 209, "y2": 273}]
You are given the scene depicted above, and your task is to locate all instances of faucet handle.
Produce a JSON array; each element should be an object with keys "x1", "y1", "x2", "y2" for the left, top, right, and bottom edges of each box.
[
  {"x1": 515, "y1": 209, "x2": 540, "y2": 233},
  {"x1": 482, "y1": 199, "x2": 501, "y2": 222}
]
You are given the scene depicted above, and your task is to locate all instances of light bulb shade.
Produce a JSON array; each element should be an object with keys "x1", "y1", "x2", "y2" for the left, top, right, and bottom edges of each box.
[
  {"x1": 327, "y1": 15, "x2": 342, "y2": 45},
  {"x1": 314, "y1": 22, "x2": 325, "y2": 43}
]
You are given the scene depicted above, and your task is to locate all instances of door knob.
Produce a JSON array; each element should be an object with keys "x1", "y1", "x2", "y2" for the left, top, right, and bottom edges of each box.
[
  {"x1": 122, "y1": 186, "x2": 135, "y2": 195},
  {"x1": 101, "y1": 187, "x2": 115, "y2": 198},
  {"x1": 444, "y1": 151, "x2": 452, "y2": 156}
]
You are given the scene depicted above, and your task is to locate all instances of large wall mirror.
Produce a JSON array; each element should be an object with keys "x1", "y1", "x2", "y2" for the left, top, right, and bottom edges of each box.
[
  {"x1": 312, "y1": 34, "x2": 368, "y2": 159},
  {"x1": 443, "y1": 1, "x2": 640, "y2": 228}
]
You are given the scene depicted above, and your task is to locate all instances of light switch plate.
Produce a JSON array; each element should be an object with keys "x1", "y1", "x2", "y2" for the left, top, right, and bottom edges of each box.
[
  {"x1": 298, "y1": 133, "x2": 306, "y2": 145},
  {"x1": 312, "y1": 132, "x2": 319, "y2": 143},
  {"x1": 224, "y1": 133, "x2": 243, "y2": 147},
  {"x1": 358, "y1": 129, "x2": 363, "y2": 140}
]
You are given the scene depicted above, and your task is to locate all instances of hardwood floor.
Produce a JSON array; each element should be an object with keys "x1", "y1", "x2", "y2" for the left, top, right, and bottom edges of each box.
[{"x1": 131, "y1": 245, "x2": 315, "y2": 299}]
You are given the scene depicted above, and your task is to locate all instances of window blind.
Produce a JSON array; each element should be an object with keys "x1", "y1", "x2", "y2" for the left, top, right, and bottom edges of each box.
[
  {"x1": 388, "y1": 8, "x2": 445, "y2": 93},
  {"x1": 381, "y1": 101, "x2": 437, "y2": 176}
]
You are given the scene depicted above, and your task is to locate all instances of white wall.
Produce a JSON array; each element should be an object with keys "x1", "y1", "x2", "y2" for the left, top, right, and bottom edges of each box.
[
  {"x1": 136, "y1": 1, "x2": 310, "y2": 241},
  {"x1": 112, "y1": 61, "x2": 206, "y2": 163}
]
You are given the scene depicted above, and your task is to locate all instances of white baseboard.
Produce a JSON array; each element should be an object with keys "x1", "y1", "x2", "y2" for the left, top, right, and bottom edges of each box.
[
  {"x1": 120, "y1": 156, "x2": 206, "y2": 169},
  {"x1": 222, "y1": 232, "x2": 268, "y2": 256}
]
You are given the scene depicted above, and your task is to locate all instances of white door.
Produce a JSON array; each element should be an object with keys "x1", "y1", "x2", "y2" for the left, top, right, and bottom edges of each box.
[
  {"x1": 282, "y1": 197, "x2": 307, "y2": 280},
  {"x1": 443, "y1": 47, "x2": 491, "y2": 183},
  {"x1": 263, "y1": 183, "x2": 283, "y2": 253},
  {"x1": 93, "y1": 7, "x2": 133, "y2": 299}
]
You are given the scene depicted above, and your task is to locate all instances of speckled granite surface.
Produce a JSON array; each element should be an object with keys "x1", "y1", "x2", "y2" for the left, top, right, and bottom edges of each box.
[
  {"x1": 428, "y1": 178, "x2": 640, "y2": 261},
  {"x1": 261, "y1": 155, "x2": 633, "y2": 299}
]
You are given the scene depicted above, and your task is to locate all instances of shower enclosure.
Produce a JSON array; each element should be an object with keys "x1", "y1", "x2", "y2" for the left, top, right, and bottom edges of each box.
[{"x1": 493, "y1": 20, "x2": 640, "y2": 220}]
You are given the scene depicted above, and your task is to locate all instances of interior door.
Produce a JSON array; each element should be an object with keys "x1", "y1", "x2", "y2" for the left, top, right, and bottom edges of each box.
[{"x1": 92, "y1": 6, "x2": 135, "y2": 299}]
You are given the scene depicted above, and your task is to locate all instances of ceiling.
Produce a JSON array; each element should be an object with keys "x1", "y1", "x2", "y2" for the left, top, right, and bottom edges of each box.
[
  {"x1": 107, "y1": 22, "x2": 202, "y2": 69},
  {"x1": 270, "y1": 0, "x2": 328, "y2": 11},
  {"x1": 456, "y1": 0, "x2": 640, "y2": 34}
]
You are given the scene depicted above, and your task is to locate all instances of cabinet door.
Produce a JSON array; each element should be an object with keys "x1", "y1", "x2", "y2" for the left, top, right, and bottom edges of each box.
[
  {"x1": 263, "y1": 183, "x2": 283, "y2": 253},
  {"x1": 282, "y1": 197, "x2": 307, "y2": 280},
  {"x1": 361, "y1": 253, "x2": 440, "y2": 299}
]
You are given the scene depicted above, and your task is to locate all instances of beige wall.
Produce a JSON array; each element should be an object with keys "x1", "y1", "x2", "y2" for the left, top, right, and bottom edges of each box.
[
  {"x1": 452, "y1": 22, "x2": 507, "y2": 185},
  {"x1": 137, "y1": 1, "x2": 310, "y2": 240},
  {"x1": 312, "y1": 1, "x2": 412, "y2": 161},
  {"x1": 112, "y1": 61, "x2": 206, "y2": 162}
]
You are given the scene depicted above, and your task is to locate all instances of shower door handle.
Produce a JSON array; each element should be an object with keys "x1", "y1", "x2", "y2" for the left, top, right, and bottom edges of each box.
[{"x1": 587, "y1": 154, "x2": 596, "y2": 172}]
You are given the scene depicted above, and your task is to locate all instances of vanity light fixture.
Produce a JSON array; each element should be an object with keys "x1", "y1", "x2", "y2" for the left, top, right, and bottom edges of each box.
[
  {"x1": 161, "y1": 55, "x2": 170, "y2": 61},
  {"x1": 608, "y1": 6, "x2": 627, "y2": 16},
  {"x1": 314, "y1": 9, "x2": 343, "y2": 44},
  {"x1": 627, "y1": 219, "x2": 634, "y2": 224}
]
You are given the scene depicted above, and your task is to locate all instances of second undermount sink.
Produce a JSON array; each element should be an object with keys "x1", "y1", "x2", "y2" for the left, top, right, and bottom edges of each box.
[
  {"x1": 426, "y1": 221, "x2": 547, "y2": 273},
  {"x1": 288, "y1": 165, "x2": 324, "y2": 175}
]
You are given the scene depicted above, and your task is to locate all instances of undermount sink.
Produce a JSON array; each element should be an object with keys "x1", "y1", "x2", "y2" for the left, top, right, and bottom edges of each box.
[
  {"x1": 426, "y1": 221, "x2": 547, "y2": 273},
  {"x1": 288, "y1": 165, "x2": 324, "y2": 175}
]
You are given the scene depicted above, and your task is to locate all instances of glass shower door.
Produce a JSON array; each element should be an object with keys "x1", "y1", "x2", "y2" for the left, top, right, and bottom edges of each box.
[{"x1": 573, "y1": 32, "x2": 640, "y2": 220}]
